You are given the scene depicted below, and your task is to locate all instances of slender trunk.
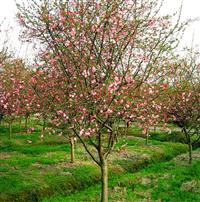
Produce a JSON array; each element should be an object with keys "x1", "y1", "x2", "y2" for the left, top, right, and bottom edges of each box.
[
  {"x1": 183, "y1": 127, "x2": 193, "y2": 164},
  {"x1": 100, "y1": 158, "x2": 108, "y2": 202},
  {"x1": 124, "y1": 122, "x2": 129, "y2": 137},
  {"x1": 40, "y1": 119, "x2": 46, "y2": 139},
  {"x1": 70, "y1": 137, "x2": 75, "y2": 163},
  {"x1": 25, "y1": 115, "x2": 28, "y2": 133},
  {"x1": 188, "y1": 136, "x2": 192, "y2": 164},
  {"x1": 19, "y1": 117, "x2": 22, "y2": 135},
  {"x1": 0, "y1": 113, "x2": 3, "y2": 125},
  {"x1": 154, "y1": 125, "x2": 156, "y2": 132},
  {"x1": 9, "y1": 122, "x2": 12, "y2": 139},
  {"x1": 28, "y1": 115, "x2": 30, "y2": 124},
  {"x1": 115, "y1": 134, "x2": 119, "y2": 143},
  {"x1": 146, "y1": 132, "x2": 149, "y2": 145},
  {"x1": 98, "y1": 132, "x2": 108, "y2": 202},
  {"x1": 28, "y1": 115, "x2": 31, "y2": 127}
]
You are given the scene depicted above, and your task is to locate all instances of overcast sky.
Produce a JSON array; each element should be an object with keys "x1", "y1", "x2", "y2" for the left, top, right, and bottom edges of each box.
[{"x1": 0, "y1": 0, "x2": 200, "y2": 61}]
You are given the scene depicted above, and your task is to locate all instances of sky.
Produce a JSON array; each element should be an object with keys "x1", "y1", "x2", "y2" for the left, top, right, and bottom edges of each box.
[{"x1": 0, "y1": 0, "x2": 200, "y2": 61}]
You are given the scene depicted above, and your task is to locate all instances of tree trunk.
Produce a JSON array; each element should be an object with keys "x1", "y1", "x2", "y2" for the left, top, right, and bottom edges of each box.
[
  {"x1": 0, "y1": 113, "x2": 3, "y2": 125},
  {"x1": 9, "y1": 122, "x2": 12, "y2": 139},
  {"x1": 70, "y1": 137, "x2": 75, "y2": 163},
  {"x1": 183, "y1": 127, "x2": 193, "y2": 164},
  {"x1": 25, "y1": 115, "x2": 28, "y2": 133},
  {"x1": 100, "y1": 158, "x2": 108, "y2": 202},
  {"x1": 146, "y1": 132, "x2": 149, "y2": 145},
  {"x1": 188, "y1": 136, "x2": 192, "y2": 164},
  {"x1": 40, "y1": 120, "x2": 46, "y2": 139},
  {"x1": 28, "y1": 115, "x2": 30, "y2": 125},
  {"x1": 19, "y1": 117, "x2": 22, "y2": 135}
]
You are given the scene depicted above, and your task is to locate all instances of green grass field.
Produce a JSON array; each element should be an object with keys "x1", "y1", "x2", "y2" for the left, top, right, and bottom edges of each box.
[
  {"x1": 0, "y1": 120, "x2": 199, "y2": 202},
  {"x1": 45, "y1": 150, "x2": 200, "y2": 202}
]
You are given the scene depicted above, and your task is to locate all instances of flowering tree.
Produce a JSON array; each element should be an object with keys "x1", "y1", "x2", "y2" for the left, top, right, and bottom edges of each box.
[
  {"x1": 17, "y1": 0, "x2": 186, "y2": 201},
  {"x1": 30, "y1": 64, "x2": 79, "y2": 160},
  {"x1": 0, "y1": 49, "x2": 10, "y2": 124},
  {"x1": 0, "y1": 58, "x2": 29, "y2": 137},
  {"x1": 29, "y1": 69, "x2": 56, "y2": 138},
  {"x1": 122, "y1": 81, "x2": 169, "y2": 144},
  {"x1": 163, "y1": 52, "x2": 200, "y2": 164}
]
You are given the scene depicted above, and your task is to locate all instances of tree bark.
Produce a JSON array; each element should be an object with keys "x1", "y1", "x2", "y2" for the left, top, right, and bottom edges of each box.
[
  {"x1": 100, "y1": 158, "x2": 108, "y2": 202},
  {"x1": 146, "y1": 132, "x2": 149, "y2": 145},
  {"x1": 188, "y1": 136, "x2": 192, "y2": 164},
  {"x1": 183, "y1": 127, "x2": 193, "y2": 164},
  {"x1": 40, "y1": 119, "x2": 46, "y2": 140},
  {"x1": 0, "y1": 113, "x2": 3, "y2": 125},
  {"x1": 9, "y1": 122, "x2": 12, "y2": 139},
  {"x1": 19, "y1": 117, "x2": 22, "y2": 135},
  {"x1": 25, "y1": 115, "x2": 28, "y2": 133},
  {"x1": 70, "y1": 137, "x2": 75, "y2": 163}
]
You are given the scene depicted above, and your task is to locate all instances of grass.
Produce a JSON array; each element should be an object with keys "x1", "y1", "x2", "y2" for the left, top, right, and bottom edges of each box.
[
  {"x1": 0, "y1": 120, "x2": 195, "y2": 202},
  {"x1": 149, "y1": 130, "x2": 186, "y2": 143},
  {"x1": 128, "y1": 124, "x2": 200, "y2": 150},
  {"x1": 44, "y1": 150, "x2": 200, "y2": 202}
]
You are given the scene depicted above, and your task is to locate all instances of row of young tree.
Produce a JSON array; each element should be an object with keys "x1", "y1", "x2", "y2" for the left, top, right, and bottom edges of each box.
[{"x1": 0, "y1": 1, "x2": 199, "y2": 201}]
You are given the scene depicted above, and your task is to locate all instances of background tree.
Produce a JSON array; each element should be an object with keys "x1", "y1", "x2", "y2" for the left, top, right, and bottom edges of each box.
[
  {"x1": 162, "y1": 51, "x2": 200, "y2": 164},
  {"x1": 0, "y1": 58, "x2": 29, "y2": 137}
]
